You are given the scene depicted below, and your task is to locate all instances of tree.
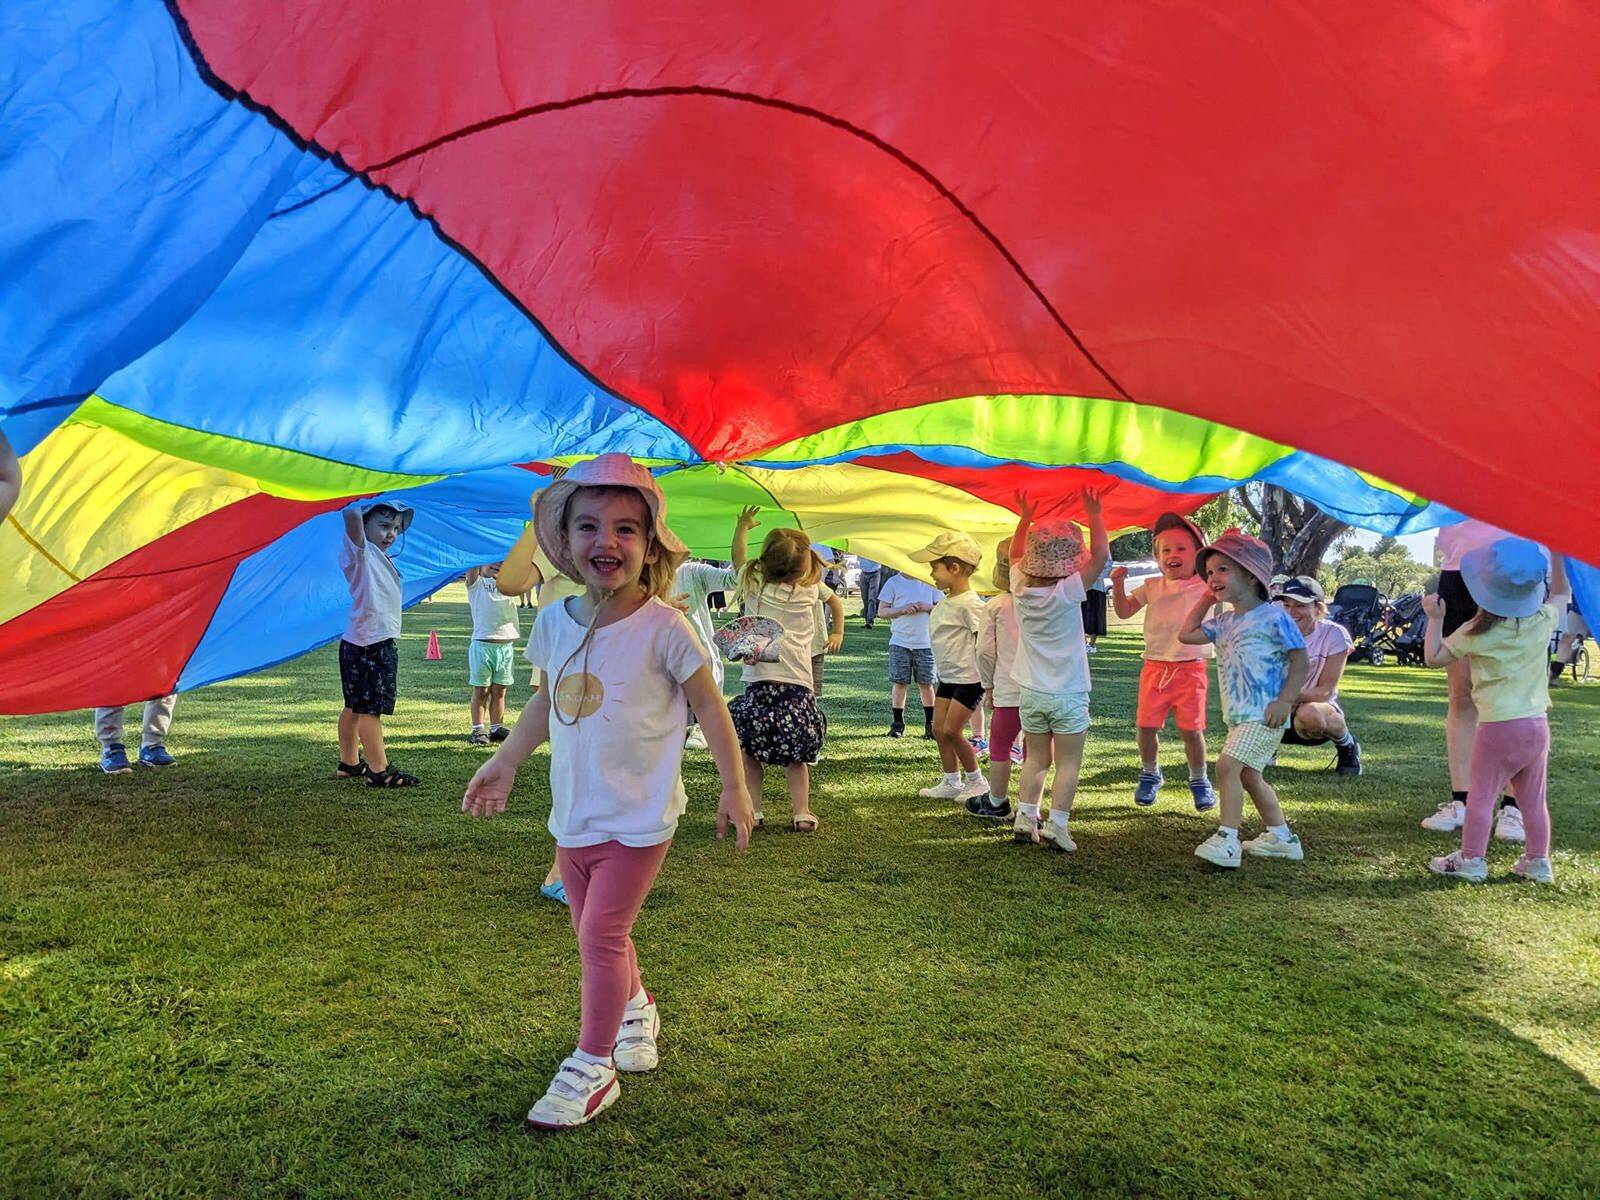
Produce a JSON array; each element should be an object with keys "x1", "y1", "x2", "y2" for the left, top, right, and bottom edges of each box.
[
  {"x1": 1234, "y1": 484, "x2": 1351, "y2": 578},
  {"x1": 1332, "y1": 538, "x2": 1432, "y2": 597}
]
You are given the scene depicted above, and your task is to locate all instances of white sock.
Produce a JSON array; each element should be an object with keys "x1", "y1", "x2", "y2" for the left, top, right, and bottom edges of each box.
[
  {"x1": 1049, "y1": 809, "x2": 1071, "y2": 827},
  {"x1": 963, "y1": 770, "x2": 984, "y2": 784},
  {"x1": 625, "y1": 986, "x2": 649, "y2": 1009},
  {"x1": 942, "y1": 772, "x2": 960, "y2": 785},
  {"x1": 1268, "y1": 823, "x2": 1292, "y2": 841},
  {"x1": 471, "y1": 723, "x2": 484, "y2": 732},
  {"x1": 1217, "y1": 826, "x2": 1240, "y2": 840},
  {"x1": 1020, "y1": 803, "x2": 1040, "y2": 819},
  {"x1": 573, "y1": 1047, "x2": 612, "y2": 1068}
]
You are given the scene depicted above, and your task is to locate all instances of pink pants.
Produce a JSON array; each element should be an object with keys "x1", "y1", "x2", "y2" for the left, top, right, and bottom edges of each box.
[
  {"x1": 990, "y1": 705, "x2": 1022, "y2": 763},
  {"x1": 556, "y1": 839, "x2": 672, "y2": 1058},
  {"x1": 1463, "y1": 716, "x2": 1550, "y2": 859}
]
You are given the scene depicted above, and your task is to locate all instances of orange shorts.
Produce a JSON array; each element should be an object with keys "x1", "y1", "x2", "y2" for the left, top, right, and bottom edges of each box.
[{"x1": 1136, "y1": 659, "x2": 1209, "y2": 732}]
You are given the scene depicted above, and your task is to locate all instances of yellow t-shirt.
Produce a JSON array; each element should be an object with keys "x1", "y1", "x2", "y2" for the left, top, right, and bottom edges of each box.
[
  {"x1": 1443, "y1": 603, "x2": 1558, "y2": 723},
  {"x1": 532, "y1": 544, "x2": 585, "y2": 609}
]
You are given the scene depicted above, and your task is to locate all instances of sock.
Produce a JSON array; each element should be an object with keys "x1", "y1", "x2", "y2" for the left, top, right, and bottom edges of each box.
[
  {"x1": 923, "y1": 706, "x2": 935, "y2": 726},
  {"x1": 1049, "y1": 809, "x2": 1071, "y2": 827},
  {"x1": 1141, "y1": 760, "x2": 1159, "y2": 774},
  {"x1": 1268, "y1": 822, "x2": 1292, "y2": 841},
  {"x1": 1190, "y1": 768, "x2": 1209, "y2": 783},
  {"x1": 1333, "y1": 731, "x2": 1355, "y2": 748},
  {"x1": 942, "y1": 772, "x2": 960, "y2": 785},
  {"x1": 471, "y1": 723, "x2": 484, "y2": 732},
  {"x1": 892, "y1": 707, "x2": 904, "y2": 724},
  {"x1": 963, "y1": 769, "x2": 984, "y2": 784},
  {"x1": 625, "y1": 986, "x2": 649, "y2": 1009},
  {"x1": 1217, "y1": 825, "x2": 1240, "y2": 840},
  {"x1": 573, "y1": 1047, "x2": 613, "y2": 1068},
  {"x1": 1020, "y1": 802, "x2": 1040, "y2": 819}
]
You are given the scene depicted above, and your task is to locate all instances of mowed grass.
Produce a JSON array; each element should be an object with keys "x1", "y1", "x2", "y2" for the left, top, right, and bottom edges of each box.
[{"x1": 2, "y1": 586, "x2": 1597, "y2": 1199}]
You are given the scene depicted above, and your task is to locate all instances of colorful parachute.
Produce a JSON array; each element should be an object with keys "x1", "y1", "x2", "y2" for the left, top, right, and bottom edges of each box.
[{"x1": 3, "y1": 1, "x2": 1598, "y2": 714}]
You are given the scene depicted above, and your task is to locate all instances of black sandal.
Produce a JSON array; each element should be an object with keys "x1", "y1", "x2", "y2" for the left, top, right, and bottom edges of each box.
[
  {"x1": 334, "y1": 758, "x2": 366, "y2": 779},
  {"x1": 366, "y1": 764, "x2": 419, "y2": 788}
]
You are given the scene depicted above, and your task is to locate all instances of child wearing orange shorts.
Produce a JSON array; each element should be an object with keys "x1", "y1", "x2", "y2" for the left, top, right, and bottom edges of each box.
[{"x1": 1110, "y1": 513, "x2": 1216, "y2": 810}]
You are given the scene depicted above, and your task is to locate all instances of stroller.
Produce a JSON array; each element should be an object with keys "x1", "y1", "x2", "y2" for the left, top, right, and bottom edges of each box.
[
  {"x1": 1367, "y1": 592, "x2": 1427, "y2": 666},
  {"x1": 1330, "y1": 583, "x2": 1385, "y2": 663}
]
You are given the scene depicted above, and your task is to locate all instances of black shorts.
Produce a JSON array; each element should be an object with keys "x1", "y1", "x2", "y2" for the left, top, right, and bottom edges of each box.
[
  {"x1": 1438, "y1": 570, "x2": 1477, "y2": 638},
  {"x1": 340, "y1": 638, "x2": 398, "y2": 716},
  {"x1": 936, "y1": 680, "x2": 985, "y2": 710},
  {"x1": 1081, "y1": 589, "x2": 1108, "y2": 637}
]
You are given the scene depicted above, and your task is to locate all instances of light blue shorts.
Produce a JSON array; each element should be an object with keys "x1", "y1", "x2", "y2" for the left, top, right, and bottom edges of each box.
[
  {"x1": 468, "y1": 640, "x2": 515, "y2": 687},
  {"x1": 1019, "y1": 687, "x2": 1090, "y2": 735}
]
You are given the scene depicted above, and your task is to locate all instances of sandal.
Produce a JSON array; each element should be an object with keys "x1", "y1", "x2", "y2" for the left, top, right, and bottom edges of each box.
[
  {"x1": 791, "y1": 813, "x2": 819, "y2": 833},
  {"x1": 366, "y1": 764, "x2": 419, "y2": 788},
  {"x1": 333, "y1": 758, "x2": 366, "y2": 780}
]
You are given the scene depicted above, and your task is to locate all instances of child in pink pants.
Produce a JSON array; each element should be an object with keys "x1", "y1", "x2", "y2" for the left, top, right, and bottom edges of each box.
[
  {"x1": 462, "y1": 455, "x2": 755, "y2": 1130},
  {"x1": 1423, "y1": 536, "x2": 1565, "y2": 884}
]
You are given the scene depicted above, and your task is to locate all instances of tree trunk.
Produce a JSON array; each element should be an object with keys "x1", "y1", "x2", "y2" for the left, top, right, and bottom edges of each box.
[{"x1": 1244, "y1": 484, "x2": 1350, "y2": 577}]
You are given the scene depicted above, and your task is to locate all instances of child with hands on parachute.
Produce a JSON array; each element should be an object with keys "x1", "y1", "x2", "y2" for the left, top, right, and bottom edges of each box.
[
  {"x1": 1178, "y1": 531, "x2": 1309, "y2": 869},
  {"x1": 461, "y1": 454, "x2": 754, "y2": 1132},
  {"x1": 1006, "y1": 486, "x2": 1109, "y2": 852}
]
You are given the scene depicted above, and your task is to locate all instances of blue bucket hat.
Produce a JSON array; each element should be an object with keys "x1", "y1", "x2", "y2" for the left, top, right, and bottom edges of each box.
[{"x1": 1459, "y1": 536, "x2": 1547, "y2": 619}]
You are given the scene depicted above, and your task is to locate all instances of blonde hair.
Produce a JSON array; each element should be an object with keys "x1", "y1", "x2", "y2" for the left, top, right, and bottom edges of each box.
[
  {"x1": 991, "y1": 538, "x2": 1011, "y2": 591},
  {"x1": 560, "y1": 484, "x2": 676, "y2": 600},
  {"x1": 740, "y1": 527, "x2": 821, "y2": 595}
]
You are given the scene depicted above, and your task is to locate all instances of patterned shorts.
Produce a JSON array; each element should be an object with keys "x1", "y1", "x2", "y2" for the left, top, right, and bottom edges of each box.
[
  {"x1": 729, "y1": 682, "x2": 827, "y2": 766},
  {"x1": 340, "y1": 638, "x2": 398, "y2": 716},
  {"x1": 1222, "y1": 721, "x2": 1282, "y2": 771},
  {"x1": 888, "y1": 644, "x2": 936, "y2": 685}
]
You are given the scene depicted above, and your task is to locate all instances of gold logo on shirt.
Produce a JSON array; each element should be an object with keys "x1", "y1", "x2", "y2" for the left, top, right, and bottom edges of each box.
[{"x1": 554, "y1": 672, "x2": 605, "y2": 719}]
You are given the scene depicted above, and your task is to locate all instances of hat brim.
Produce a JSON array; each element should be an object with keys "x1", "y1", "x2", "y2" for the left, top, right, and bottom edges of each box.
[
  {"x1": 1460, "y1": 554, "x2": 1545, "y2": 619},
  {"x1": 907, "y1": 547, "x2": 938, "y2": 563},
  {"x1": 362, "y1": 501, "x2": 414, "y2": 535},
  {"x1": 1196, "y1": 544, "x2": 1273, "y2": 594}
]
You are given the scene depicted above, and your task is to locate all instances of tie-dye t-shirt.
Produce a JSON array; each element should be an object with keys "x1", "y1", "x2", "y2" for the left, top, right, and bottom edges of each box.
[{"x1": 1201, "y1": 603, "x2": 1306, "y2": 725}]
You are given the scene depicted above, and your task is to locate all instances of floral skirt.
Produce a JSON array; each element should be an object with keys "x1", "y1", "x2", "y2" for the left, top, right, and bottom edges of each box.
[{"x1": 729, "y1": 682, "x2": 827, "y2": 766}]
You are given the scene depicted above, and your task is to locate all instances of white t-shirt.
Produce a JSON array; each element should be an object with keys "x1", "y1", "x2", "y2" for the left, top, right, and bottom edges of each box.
[
  {"x1": 339, "y1": 533, "x2": 403, "y2": 646},
  {"x1": 877, "y1": 574, "x2": 942, "y2": 649},
  {"x1": 1132, "y1": 575, "x2": 1213, "y2": 662},
  {"x1": 929, "y1": 590, "x2": 984, "y2": 684},
  {"x1": 741, "y1": 580, "x2": 821, "y2": 690},
  {"x1": 527, "y1": 597, "x2": 709, "y2": 848},
  {"x1": 467, "y1": 576, "x2": 520, "y2": 641},
  {"x1": 1010, "y1": 571, "x2": 1090, "y2": 693},
  {"x1": 1299, "y1": 618, "x2": 1354, "y2": 704},
  {"x1": 674, "y1": 561, "x2": 738, "y2": 687},
  {"x1": 977, "y1": 592, "x2": 1021, "y2": 706}
]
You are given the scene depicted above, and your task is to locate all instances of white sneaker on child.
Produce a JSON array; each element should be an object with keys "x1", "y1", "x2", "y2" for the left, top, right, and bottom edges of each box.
[
  {"x1": 957, "y1": 774, "x2": 990, "y2": 801},
  {"x1": 1420, "y1": 800, "x2": 1466, "y2": 832},
  {"x1": 918, "y1": 777, "x2": 965, "y2": 800},
  {"x1": 613, "y1": 995, "x2": 660, "y2": 1073},
  {"x1": 1040, "y1": 820, "x2": 1077, "y2": 853},
  {"x1": 1243, "y1": 831, "x2": 1305, "y2": 861},
  {"x1": 526, "y1": 1056, "x2": 620, "y2": 1129},
  {"x1": 684, "y1": 726, "x2": 709, "y2": 750},
  {"x1": 1012, "y1": 809, "x2": 1040, "y2": 844},
  {"x1": 1511, "y1": 855, "x2": 1554, "y2": 884},
  {"x1": 1427, "y1": 850, "x2": 1488, "y2": 882},
  {"x1": 1493, "y1": 805, "x2": 1525, "y2": 843},
  {"x1": 1194, "y1": 832, "x2": 1241, "y2": 868}
]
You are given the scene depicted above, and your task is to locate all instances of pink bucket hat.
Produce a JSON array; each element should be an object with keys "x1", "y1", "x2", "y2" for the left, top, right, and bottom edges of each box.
[
  {"x1": 533, "y1": 454, "x2": 689, "y2": 583},
  {"x1": 1020, "y1": 518, "x2": 1084, "y2": 579},
  {"x1": 1195, "y1": 529, "x2": 1275, "y2": 594}
]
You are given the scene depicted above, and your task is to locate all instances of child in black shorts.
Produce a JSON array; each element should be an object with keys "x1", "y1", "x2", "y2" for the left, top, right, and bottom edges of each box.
[{"x1": 336, "y1": 501, "x2": 418, "y2": 787}]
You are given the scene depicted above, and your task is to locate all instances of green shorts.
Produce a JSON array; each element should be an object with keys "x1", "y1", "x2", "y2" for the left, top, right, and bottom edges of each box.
[
  {"x1": 1019, "y1": 687, "x2": 1091, "y2": 735},
  {"x1": 468, "y1": 640, "x2": 515, "y2": 687},
  {"x1": 1222, "y1": 722, "x2": 1281, "y2": 771}
]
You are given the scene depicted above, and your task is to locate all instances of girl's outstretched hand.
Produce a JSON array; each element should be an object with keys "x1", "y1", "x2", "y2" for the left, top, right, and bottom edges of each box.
[
  {"x1": 737, "y1": 504, "x2": 762, "y2": 528},
  {"x1": 1080, "y1": 486, "x2": 1105, "y2": 518},
  {"x1": 1014, "y1": 491, "x2": 1036, "y2": 521},
  {"x1": 1421, "y1": 593, "x2": 1445, "y2": 620},
  {"x1": 717, "y1": 782, "x2": 757, "y2": 851},
  {"x1": 1110, "y1": 565, "x2": 1128, "y2": 583},
  {"x1": 462, "y1": 758, "x2": 517, "y2": 818}
]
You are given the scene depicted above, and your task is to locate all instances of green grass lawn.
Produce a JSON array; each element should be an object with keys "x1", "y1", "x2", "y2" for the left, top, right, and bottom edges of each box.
[{"x1": 2, "y1": 587, "x2": 1597, "y2": 1199}]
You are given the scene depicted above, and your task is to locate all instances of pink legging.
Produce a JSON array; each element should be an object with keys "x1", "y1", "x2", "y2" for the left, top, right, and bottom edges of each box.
[
  {"x1": 990, "y1": 705, "x2": 1022, "y2": 763},
  {"x1": 1463, "y1": 716, "x2": 1550, "y2": 858},
  {"x1": 556, "y1": 839, "x2": 672, "y2": 1059}
]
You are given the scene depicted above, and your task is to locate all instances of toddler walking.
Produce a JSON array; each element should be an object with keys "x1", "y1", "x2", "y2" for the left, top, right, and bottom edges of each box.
[
  {"x1": 972, "y1": 537, "x2": 1023, "y2": 819},
  {"x1": 464, "y1": 564, "x2": 519, "y2": 745},
  {"x1": 1110, "y1": 512, "x2": 1216, "y2": 810},
  {"x1": 336, "y1": 500, "x2": 418, "y2": 787},
  {"x1": 462, "y1": 454, "x2": 754, "y2": 1130},
  {"x1": 1007, "y1": 489, "x2": 1108, "y2": 852},
  {"x1": 909, "y1": 533, "x2": 988, "y2": 802},
  {"x1": 1423, "y1": 538, "x2": 1565, "y2": 883},
  {"x1": 1178, "y1": 531, "x2": 1308, "y2": 868}
]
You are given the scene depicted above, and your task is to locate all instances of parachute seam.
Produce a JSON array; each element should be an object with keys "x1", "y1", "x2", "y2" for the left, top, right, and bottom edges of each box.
[{"x1": 5, "y1": 515, "x2": 82, "y2": 583}]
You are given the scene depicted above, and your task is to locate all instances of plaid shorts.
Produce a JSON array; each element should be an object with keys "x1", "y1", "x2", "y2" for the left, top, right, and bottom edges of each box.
[{"x1": 1221, "y1": 722, "x2": 1281, "y2": 771}]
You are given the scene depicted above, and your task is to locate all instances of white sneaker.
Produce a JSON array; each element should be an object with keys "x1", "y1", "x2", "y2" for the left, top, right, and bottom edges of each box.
[
  {"x1": 613, "y1": 995, "x2": 660, "y2": 1072},
  {"x1": 1512, "y1": 855, "x2": 1554, "y2": 884},
  {"x1": 1012, "y1": 809, "x2": 1040, "y2": 844},
  {"x1": 1427, "y1": 851, "x2": 1488, "y2": 882},
  {"x1": 918, "y1": 778, "x2": 964, "y2": 799},
  {"x1": 1421, "y1": 800, "x2": 1466, "y2": 832},
  {"x1": 1494, "y1": 805, "x2": 1525, "y2": 843},
  {"x1": 526, "y1": 1056, "x2": 620, "y2": 1129},
  {"x1": 1040, "y1": 820, "x2": 1077, "y2": 853},
  {"x1": 1243, "y1": 831, "x2": 1305, "y2": 861},
  {"x1": 957, "y1": 774, "x2": 990, "y2": 800},
  {"x1": 1195, "y1": 832, "x2": 1242, "y2": 868},
  {"x1": 684, "y1": 726, "x2": 708, "y2": 750}
]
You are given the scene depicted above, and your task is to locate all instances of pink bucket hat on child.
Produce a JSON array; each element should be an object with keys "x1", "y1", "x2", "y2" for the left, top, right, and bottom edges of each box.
[
  {"x1": 1196, "y1": 529, "x2": 1275, "y2": 593},
  {"x1": 533, "y1": 454, "x2": 689, "y2": 583},
  {"x1": 910, "y1": 531, "x2": 983, "y2": 568},
  {"x1": 1152, "y1": 511, "x2": 1205, "y2": 549},
  {"x1": 1021, "y1": 518, "x2": 1084, "y2": 579}
]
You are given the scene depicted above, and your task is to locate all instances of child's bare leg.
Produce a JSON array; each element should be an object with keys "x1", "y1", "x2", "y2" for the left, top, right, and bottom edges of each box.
[
  {"x1": 1049, "y1": 731, "x2": 1087, "y2": 817},
  {"x1": 1019, "y1": 732, "x2": 1051, "y2": 810},
  {"x1": 544, "y1": 862, "x2": 562, "y2": 886},
  {"x1": 969, "y1": 704, "x2": 986, "y2": 740},
  {"x1": 932, "y1": 697, "x2": 958, "y2": 772},
  {"x1": 1136, "y1": 726, "x2": 1160, "y2": 771},
  {"x1": 1181, "y1": 729, "x2": 1208, "y2": 778},
  {"x1": 355, "y1": 714, "x2": 388, "y2": 772},
  {"x1": 338, "y1": 708, "x2": 360, "y2": 763},
  {"x1": 785, "y1": 762, "x2": 812, "y2": 819},
  {"x1": 470, "y1": 686, "x2": 488, "y2": 728},
  {"x1": 1215, "y1": 755, "x2": 1246, "y2": 828},
  {"x1": 917, "y1": 682, "x2": 936, "y2": 709},
  {"x1": 936, "y1": 700, "x2": 979, "y2": 773},
  {"x1": 891, "y1": 682, "x2": 908, "y2": 709},
  {"x1": 1242, "y1": 767, "x2": 1284, "y2": 828},
  {"x1": 488, "y1": 684, "x2": 508, "y2": 727},
  {"x1": 987, "y1": 757, "x2": 1013, "y2": 800}
]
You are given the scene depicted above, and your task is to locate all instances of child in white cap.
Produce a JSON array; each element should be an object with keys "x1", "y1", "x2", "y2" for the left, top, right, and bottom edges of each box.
[
  {"x1": 909, "y1": 532, "x2": 988, "y2": 801},
  {"x1": 1422, "y1": 538, "x2": 1567, "y2": 883},
  {"x1": 1178, "y1": 530, "x2": 1309, "y2": 868}
]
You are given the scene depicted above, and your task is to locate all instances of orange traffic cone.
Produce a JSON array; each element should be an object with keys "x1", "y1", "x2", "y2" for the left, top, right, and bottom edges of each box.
[{"x1": 425, "y1": 630, "x2": 442, "y2": 660}]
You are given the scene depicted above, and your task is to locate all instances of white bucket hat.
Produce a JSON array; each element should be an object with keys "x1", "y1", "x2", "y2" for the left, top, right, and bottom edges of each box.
[
  {"x1": 909, "y1": 531, "x2": 983, "y2": 569},
  {"x1": 533, "y1": 454, "x2": 688, "y2": 583},
  {"x1": 1460, "y1": 536, "x2": 1548, "y2": 619}
]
